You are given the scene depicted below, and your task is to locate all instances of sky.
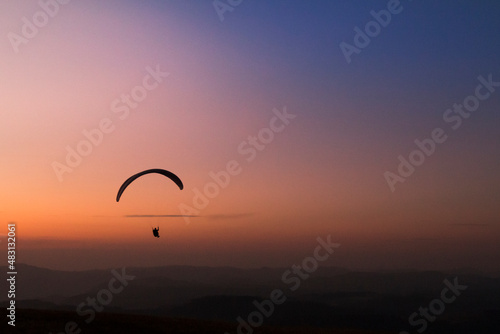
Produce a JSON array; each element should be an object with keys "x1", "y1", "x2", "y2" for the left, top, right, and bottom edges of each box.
[{"x1": 1, "y1": 0, "x2": 499, "y2": 271}]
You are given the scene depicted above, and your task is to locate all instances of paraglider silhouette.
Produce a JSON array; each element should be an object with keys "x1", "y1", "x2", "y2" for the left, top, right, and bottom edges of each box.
[
  {"x1": 116, "y1": 169, "x2": 183, "y2": 202},
  {"x1": 116, "y1": 169, "x2": 183, "y2": 238},
  {"x1": 152, "y1": 226, "x2": 160, "y2": 238}
]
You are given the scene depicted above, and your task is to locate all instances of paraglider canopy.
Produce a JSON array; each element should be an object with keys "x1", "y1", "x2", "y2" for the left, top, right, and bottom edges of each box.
[{"x1": 116, "y1": 168, "x2": 183, "y2": 202}]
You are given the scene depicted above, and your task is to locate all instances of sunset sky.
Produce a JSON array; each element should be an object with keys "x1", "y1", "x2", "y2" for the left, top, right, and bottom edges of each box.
[{"x1": 1, "y1": 0, "x2": 499, "y2": 271}]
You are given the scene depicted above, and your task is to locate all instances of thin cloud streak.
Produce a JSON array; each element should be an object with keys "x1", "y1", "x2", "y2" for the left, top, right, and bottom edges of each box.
[
  {"x1": 206, "y1": 213, "x2": 254, "y2": 220},
  {"x1": 125, "y1": 214, "x2": 199, "y2": 218}
]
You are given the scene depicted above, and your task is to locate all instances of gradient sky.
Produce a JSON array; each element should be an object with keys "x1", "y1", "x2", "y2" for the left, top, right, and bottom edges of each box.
[{"x1": 1, "y1": 0, "x2": 499, "y2": 271}]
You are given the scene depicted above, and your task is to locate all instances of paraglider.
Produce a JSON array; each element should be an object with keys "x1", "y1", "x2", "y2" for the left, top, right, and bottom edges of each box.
[
  {"x1": 116, "y1": 168, "x2": 183, "y2": 202},
  {"x1": 116, "y1": 169, "x2": 183, "y2": 238},
  {"x1": 152, "y1": 226, "x2": 160, "y2": 238}
]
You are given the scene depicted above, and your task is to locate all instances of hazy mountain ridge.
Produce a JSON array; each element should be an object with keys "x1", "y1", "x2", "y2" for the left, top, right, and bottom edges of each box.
[
  {"x1": 2, "y1": 264, "x2": 499, "y2": 332},
  {"x1": 3, "y1": 263, "x2": 497, "y2": 301}
]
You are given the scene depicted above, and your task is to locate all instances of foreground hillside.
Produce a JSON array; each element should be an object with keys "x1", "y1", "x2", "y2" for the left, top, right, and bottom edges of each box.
[
  {"x1": 5, "y1": 308, "x2": 390, "y2": 334},
  {"x1": 1, "y1": 264, "x2": 500, "y2": 333}
]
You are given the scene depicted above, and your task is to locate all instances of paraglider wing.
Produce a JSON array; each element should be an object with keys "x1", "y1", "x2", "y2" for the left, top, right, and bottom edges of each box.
[{"x1": 116, "y1": 169, "x2": 183, "y2": 202}]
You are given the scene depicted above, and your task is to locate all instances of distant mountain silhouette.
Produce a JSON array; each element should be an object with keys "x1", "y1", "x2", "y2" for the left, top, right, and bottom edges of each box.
[{"x1": 2, "y1": 264, "x2": 499, "y2": 333}]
